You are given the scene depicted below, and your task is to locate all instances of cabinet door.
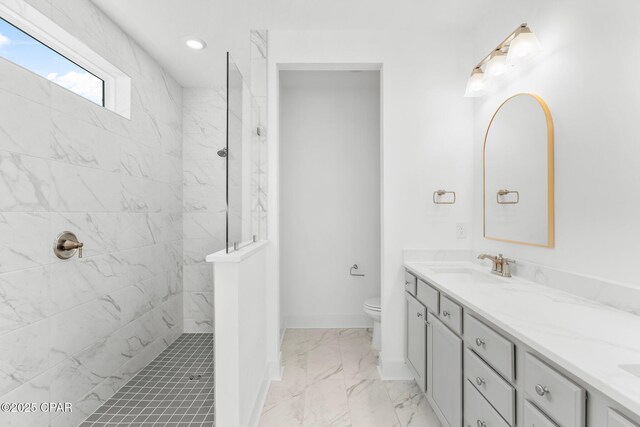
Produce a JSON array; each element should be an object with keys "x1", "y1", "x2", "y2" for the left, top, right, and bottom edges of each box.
[
  {"x1": 406, "y1": 294, "x2": 427, "y2": 392},
  {"x1": 429, "y1": 313, "x2": 462, "y2": 427},
  {"x1": 608, "y1": 409, "x2": 640, "y2": 427}
]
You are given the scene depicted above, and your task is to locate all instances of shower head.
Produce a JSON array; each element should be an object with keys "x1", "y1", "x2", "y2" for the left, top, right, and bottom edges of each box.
[{"x1": 217, "y1": 147, "x2": 227, "y2": 158}]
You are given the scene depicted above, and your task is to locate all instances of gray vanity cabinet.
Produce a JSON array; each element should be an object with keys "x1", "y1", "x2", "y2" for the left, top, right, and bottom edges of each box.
[
  {"x1": 608, "y1": 409, "x2": 640, "y2": 427},
  {"x1": 428, "y1": 312, "x2": 463, "y2": 427},
  {"x1": 405, "y1": 293, "x2": 427, "y2": 392},
  {"x1": 403, "y1": 268, "x2": 640, "y2": 427}
]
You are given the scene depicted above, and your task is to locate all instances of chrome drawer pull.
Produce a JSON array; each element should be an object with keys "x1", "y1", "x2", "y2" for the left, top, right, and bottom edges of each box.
[
  {"x1": 417, "y1": 312, "x2": 423, "y2": 318},
  {"x1": 475, "y1": 377, "x2": 485, "y2": 386},
  {"x1": 535, "y1": 384, "x2": 549, "y2": 396},
  {"x1": 477, "y1": 420, "x2": 487, "y2": 427},
  {"x1": 475, "y1": 337, "x2": 485, "y2": 347},
  {"x1": 443, "y1": 310, "x2": 450, "y2": 317}
]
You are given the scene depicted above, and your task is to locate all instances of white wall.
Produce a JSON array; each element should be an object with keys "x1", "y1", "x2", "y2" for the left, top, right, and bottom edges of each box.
[
  {"x1": 279, "y1": 70, "x2": 381, "y2": 328},
  {"x1": 0, "y1": 1, "x2": 183, "y2": 426},
  {"x1": 471, "y1": 0, "x2": 640, "y2": 287},
  {"x1": 267, "y1": 30, "x2": 476, "y2": 377}
]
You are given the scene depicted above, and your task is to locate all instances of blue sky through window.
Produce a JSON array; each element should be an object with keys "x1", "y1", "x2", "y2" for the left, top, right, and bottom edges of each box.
[{"x1": 0, "y1": 17, "x2": 104, "y2": 105}]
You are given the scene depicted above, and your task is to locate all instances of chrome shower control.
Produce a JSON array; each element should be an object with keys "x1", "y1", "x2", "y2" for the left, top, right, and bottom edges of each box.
[{"x1": 54, "y1": 231, "x2": 84, "y2": 259}]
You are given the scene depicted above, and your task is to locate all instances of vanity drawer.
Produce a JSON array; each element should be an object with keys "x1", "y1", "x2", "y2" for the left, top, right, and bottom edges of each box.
[
  {"x1": 405, "y1": 271, "x2": 417, "y2": 296},
  {"x1": 608, "y1": 408, "x2": 640, "y2": 427},
  {"x1": 523, "y1": 400, "x2": 558, "y2": 427},
  {"x1": 417, "y1": 279, "x2": 439, "y2": 314},
  {"x1": 464, "y1": 379, "x2": 510, "y2": 427},
  {"x1": 439, "y1": 294, "x2": 462, "y2": 334},
  {"x1": 464, "y1": 313, "x2": 515, "y2": 382},
  {"x1": 464, "y1": 348, "x2": 515, "y2": 426},
  {"x1": 524, "y1": 353, "x2": 585, "y2": 427}
]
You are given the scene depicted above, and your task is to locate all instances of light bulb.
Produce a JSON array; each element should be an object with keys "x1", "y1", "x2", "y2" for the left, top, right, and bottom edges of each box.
[
  {"x1": 464, "y1": 68, "x2": 487, "y2": 97},
  {"x1": 506, "y1": 27, "x2": 541, "y2": 65},
  {"x1": 485, "y1": 49, "x2": 508, "y2": 77},
  {"x1": 185, "y1": 39, "x2": 207, "y2": 50}
]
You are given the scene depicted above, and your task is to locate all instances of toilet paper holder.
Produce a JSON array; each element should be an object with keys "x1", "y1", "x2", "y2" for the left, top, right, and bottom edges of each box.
[{"x1": 350, "y1": 264, "x2": 365, "y2": 277}]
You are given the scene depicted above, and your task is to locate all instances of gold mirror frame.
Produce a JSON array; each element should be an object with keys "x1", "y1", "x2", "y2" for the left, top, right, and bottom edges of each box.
[{"x1": 483, "y1": 93, "x2": 555, "y2": 248}]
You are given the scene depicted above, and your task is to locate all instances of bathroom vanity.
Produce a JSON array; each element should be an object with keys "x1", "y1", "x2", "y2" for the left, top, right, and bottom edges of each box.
[{"x1": 403, "y1": 262, "x2": 640, "y2": 427}]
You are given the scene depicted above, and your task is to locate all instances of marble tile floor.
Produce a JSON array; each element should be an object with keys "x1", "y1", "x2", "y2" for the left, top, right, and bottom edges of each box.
[
  {"x1": 258, "y1": 328, "x2": 442, "y2": 427},
  {"x1": 80, "y1": 334, "x2": 214, "y2": 427}
]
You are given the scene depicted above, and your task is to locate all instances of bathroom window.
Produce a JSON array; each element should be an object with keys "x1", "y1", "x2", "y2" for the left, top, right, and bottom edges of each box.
[{"x1": 0, "y1": 17, "x2": 105, "y2": 106}]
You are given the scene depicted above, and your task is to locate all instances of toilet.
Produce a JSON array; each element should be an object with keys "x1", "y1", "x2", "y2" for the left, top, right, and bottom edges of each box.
[{"x1": 363, "y1": 297, "x2": 382, "y2": 350}]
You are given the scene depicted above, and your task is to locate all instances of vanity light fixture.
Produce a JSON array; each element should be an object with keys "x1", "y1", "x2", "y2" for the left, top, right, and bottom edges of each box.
[
  {"x1": 464, "y1": 23, "x2": 542, "y2": 97},
  {"x1": 185, "y1": 38, "x2": 207, "y2": 50},
  {"x1": 485, "y1": 48, "x2": 509, "y2": 77},
  {"x1": 464, "y1": 67, "x2": 488, "y2": 97},
  {"x1": 507, "y1": 26, "x2": 542, "y2": 65}
]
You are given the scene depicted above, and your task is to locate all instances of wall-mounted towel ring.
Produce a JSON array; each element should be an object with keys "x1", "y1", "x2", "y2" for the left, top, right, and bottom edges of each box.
[
  {"x1": 433, "y1": 190, "x2": 456, "y2": 204},
  {"x1": 497, "y1": 189, "x2": 520, "y2": 204},
  {"x1": 350, "y1": 264, "x2": 365, "y2": 277}
]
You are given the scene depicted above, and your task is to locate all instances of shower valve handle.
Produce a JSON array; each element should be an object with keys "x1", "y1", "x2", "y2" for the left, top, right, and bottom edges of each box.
[{"x1": 54, "y1": 231, "x2": 84, "y2": 259}]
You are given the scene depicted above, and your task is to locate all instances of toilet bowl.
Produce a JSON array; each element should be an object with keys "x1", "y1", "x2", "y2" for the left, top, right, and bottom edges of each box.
[{"x1": 363, "y1": 297, "x2": 382, "y2": 350}]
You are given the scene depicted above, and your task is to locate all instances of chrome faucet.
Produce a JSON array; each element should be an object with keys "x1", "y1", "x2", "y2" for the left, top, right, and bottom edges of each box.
[{"x1": 477, "y1": 253, "x2": 516, "y2": 277}]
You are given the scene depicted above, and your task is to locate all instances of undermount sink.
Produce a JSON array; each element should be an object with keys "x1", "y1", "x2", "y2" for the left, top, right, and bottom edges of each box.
[
  {"x1": 620, "y1": 364, "x2": 640, "y2": 378},
  {"x1": 427, "y1": 266, "x2": 504, "y2": 284},
  {"x1": 428, "y1": 266, "x2": 479, "y2": 274}
]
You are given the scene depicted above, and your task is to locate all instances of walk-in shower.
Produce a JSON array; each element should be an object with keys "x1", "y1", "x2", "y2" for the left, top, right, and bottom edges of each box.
[
  {"x1": 0, "y1": 1, "x2": 267, "y2": 421},
  {"x1": 75, "y1": 52, "x2": 266, "y2": 426}
]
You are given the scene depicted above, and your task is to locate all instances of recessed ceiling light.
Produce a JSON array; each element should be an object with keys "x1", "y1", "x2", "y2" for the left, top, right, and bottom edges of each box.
[{"x1": 185, "y1": 39, "x2": 206, "y2": 50}]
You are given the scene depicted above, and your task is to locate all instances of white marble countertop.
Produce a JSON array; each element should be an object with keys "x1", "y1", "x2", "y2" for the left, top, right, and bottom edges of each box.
[{"x1": 404, "y1": 261, "x2": 640, "y2": 417}]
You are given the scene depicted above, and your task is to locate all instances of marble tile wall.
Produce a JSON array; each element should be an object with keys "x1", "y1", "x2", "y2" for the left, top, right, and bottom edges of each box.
[
  {"x1": 250, "y1": 30, "x2": 268, "y2": 239},
  {"x1": 0, "y1": 1, "x2": 184, "y2": 426},
  {"x1": 182, "y1": 88, "x2": 226, "y2": 332}
]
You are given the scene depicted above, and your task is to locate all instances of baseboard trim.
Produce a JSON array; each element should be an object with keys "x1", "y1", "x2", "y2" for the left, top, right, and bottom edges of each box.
[
  {"x1": 247, "y1": 366, "x2": 271, "y2": 427},
  {"x1": 378, "y1": 353, "x2": 412, "y2": 380},
  {"x1": 267, "y1": 359, "x2": 282, "y2": 381},
  {"x1": 283, "y1": 314, "x2": 373, "y2": 329}
]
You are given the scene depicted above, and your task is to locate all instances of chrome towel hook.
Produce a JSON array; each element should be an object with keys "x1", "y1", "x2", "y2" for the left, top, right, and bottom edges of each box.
[{"x1": 350, "y1": 264, "x2": 365, "y2": 277}]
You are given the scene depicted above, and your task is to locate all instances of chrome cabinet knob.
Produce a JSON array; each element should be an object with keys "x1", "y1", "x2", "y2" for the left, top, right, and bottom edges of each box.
[
  {"x1": 476, "y1": 377, "x2": 485, "y2": 386},
  {"x1": 535, "y1": 384, "x2": 549, "y2": 396},
  {"x1": 477, "y1": 420, "x2": 487, "y2": 427},
  {"x1": 405, "y1": 281, "x2": 410, "y2": 285},
  {"x1": 443, "y1": 310, "x2": 450, "y2": 317},
  {"x1": 475, "y1": 338, "x2": 485, "y2": 347},
  {"x1": 417, "y1": 312, "x2": 423, "y2": 318}
]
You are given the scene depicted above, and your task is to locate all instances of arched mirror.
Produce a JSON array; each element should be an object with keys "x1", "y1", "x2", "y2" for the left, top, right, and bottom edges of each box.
[{"x1": 483, "y1": 93, "x2": 554, "y2": 247}]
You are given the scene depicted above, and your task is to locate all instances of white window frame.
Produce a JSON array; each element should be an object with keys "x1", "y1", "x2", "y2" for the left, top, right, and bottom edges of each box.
[{"x1": 0, "y1": 0, "x2": 131, "y2": 119}]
